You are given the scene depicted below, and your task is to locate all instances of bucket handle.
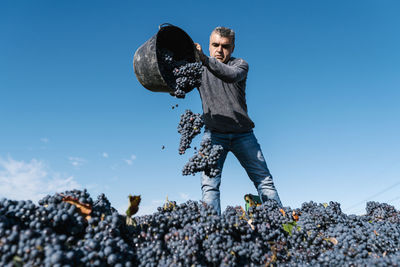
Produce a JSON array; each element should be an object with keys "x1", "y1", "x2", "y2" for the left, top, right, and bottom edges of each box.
[{"x1": 159, "y1": 23, "x2": 174, "y2": 29}]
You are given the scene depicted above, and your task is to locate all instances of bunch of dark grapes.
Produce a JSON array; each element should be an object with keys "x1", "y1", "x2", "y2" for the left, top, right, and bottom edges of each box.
[
  {"x1": 158, "y1": 48, "x2": 203, "y2": 98},
  {"x1": 176, "y1": 109, "x2": 223, "y2": 178},
  {"x1": 365, "y1": 201, "x2": 400, "y2": 223},
  {"x1": 79, "y1": 213, "x2": 135, "y2": 266},
  {"x1": 182, "y1": 137, "x2": 224, "y2": 178},
  {"x1": 0, "y1": 189, "x2": 134, "y2": 266},
  {"x1": 2, "y1": 189, "x2": 400, "y2": 266},
  {"x1": 177, "y1": 109, "x2": 204, "y2": 154},
  {"x1": 92, "y1": 193, "x2": 117, "y2": 217}
]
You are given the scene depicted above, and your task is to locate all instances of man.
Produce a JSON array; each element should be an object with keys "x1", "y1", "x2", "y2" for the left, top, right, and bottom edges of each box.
[{"x1": 195, "y1": 26, "x2": 282, "y2": 215}]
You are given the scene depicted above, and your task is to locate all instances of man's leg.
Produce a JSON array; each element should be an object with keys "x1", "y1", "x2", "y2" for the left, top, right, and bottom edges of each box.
[
  {"x1": 231, "y1": 131, "x2": 282, "y2": 207},
  {"x1": 201, "y1": 130, "x2": 229, "y2": 215}
]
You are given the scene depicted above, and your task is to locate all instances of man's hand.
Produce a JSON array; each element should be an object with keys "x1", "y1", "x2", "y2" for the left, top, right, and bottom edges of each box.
[
  {"x1": 194, "y1": 43, "x2": 207, "y2": 64},
  {"x1": 195, "y1": 43, "x2": 203, "y2": 54}
]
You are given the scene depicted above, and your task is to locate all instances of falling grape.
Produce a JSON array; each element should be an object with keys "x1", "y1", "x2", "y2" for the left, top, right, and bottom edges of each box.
[
  {"x1": 177, "y1": 110, "x2": 204, "y2": 155},
  {"x1": 182, "y1": 137, "x2": 223, "y2": 177}
]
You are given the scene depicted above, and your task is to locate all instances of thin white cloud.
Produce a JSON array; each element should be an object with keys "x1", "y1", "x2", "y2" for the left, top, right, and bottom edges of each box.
[
  {"x1": 0, "y1": 156, "x2": 80, "y2": 203},
  {"x1": 124, "y1": 154, "x2": 137, "y2": 165},
  {"x1": 40, "y1": 138, "x2": 49, "y2": 143},
  {"x1": 102, "y1": 152, "x2": 109, "y2": 158},
  {"x1": 124, "y1": 160, "x2": 133, "y2": 165},
  {"x1": 68, "y1": 157, "x2": 86, "y2": 167},
  {"x1": 110, "y1": 164, "x2": 119, "y2": 170}
]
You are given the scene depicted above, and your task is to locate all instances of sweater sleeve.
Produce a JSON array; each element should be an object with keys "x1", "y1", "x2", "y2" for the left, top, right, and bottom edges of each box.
[{"x1": 203, "y1": 57, "x2": 249, "y2": 83}]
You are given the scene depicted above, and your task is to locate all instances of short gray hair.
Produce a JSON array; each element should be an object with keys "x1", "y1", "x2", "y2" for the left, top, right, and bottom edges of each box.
[{"x1": 211, "y1": 26, "x2": 235, "y2": 45}]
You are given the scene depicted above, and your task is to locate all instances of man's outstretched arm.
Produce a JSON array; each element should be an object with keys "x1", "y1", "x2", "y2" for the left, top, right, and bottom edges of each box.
[{"x1": 195, "y1": 43, "x2": 248, "y2": 83}]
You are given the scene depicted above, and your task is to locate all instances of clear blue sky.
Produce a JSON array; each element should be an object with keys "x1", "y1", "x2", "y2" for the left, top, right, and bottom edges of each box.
[{"x1": 1, "y1": 0, "x2": 399, "y2": 215}]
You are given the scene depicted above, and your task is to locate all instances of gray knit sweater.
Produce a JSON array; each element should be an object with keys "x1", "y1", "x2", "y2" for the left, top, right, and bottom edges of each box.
[{"x1": 197, "y1": 56, "x2": 255, "y2": 133}]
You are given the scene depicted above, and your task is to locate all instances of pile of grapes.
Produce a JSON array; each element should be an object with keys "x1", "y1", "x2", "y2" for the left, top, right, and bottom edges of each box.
[
  {"x1": 158, "y1": 48, "x2": 203, "y2": 98},
  {"x1": 1, "y1": 189, "x2": 400, "y2": 266}
]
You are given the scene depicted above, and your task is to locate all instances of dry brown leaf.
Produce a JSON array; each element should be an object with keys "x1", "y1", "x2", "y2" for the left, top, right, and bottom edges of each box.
[
  {"x1": 327, "y1": 237, "x2": 338, "y2": 245},
  {"x1": 247, "y1": 219, "x2": 255, "y2": 230},
  {"x1": 292, "y1": 211, "x2": 300, "y2": 221},
  {"x1": 62, "y1": 195, "x2": 92, "y2": 217},
  {"x1": 238, "y1": 206, "x2": 248, "y2": 221},
  {"x1": 279, "y1": 208, "x2": 286, "y2": 217},
  {"x1": 264, "y1": 245, "x2": 278, "y2": 266},
  {"x1": 245, "y1": 195, "x2": 256, "y2": 207},
  {"x1": 126, "y1": 195, "x2": 141, "y2": 217}
]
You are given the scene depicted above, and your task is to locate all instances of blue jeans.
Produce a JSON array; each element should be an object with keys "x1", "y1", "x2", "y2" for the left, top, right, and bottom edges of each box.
[{"x1": 201, "y1": 129, "x2": 282, "y2": 215}]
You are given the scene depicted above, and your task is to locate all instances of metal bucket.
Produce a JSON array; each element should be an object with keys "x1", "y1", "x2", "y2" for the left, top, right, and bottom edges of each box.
[{"x1": 133, "y1": 23, "x2": 197, "y2": 93}]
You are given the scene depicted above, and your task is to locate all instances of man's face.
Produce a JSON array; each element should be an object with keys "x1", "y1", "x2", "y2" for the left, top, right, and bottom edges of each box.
[{"x1": 209, "y1": 32, "x2": 234, "y2": 63}]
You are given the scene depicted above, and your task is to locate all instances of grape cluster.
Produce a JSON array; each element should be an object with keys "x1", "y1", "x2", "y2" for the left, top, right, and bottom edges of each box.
[
  {"x1": 176, "y1": 109, "x2": 223, "y2": 177},
  {"x1": 158, "y1": 48, "x2": 203, "y2": 98},
  {"x1": 2, "y1": 189, "x2": 400, "y2": 266},
  {"x1": 182, "y1": 137, "x2": 224, "y2": 178},
  {"x1": 92, "y1": 193, "x2": 117, "y2": 217},
  {"x1": 0, "y1": 189, "x2": 134, "y2": 266},
  {"x1": 366, "y1": 201, "x2": 400, "y2": 223},
  {"x1": 177, "y1": 109, "x2": 204, "y2": 154}
]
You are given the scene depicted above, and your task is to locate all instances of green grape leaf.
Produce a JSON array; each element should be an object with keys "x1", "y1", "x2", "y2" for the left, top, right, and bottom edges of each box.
[{"x1": 282, "y1": 221, "x2": 298, "y2": 236}]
